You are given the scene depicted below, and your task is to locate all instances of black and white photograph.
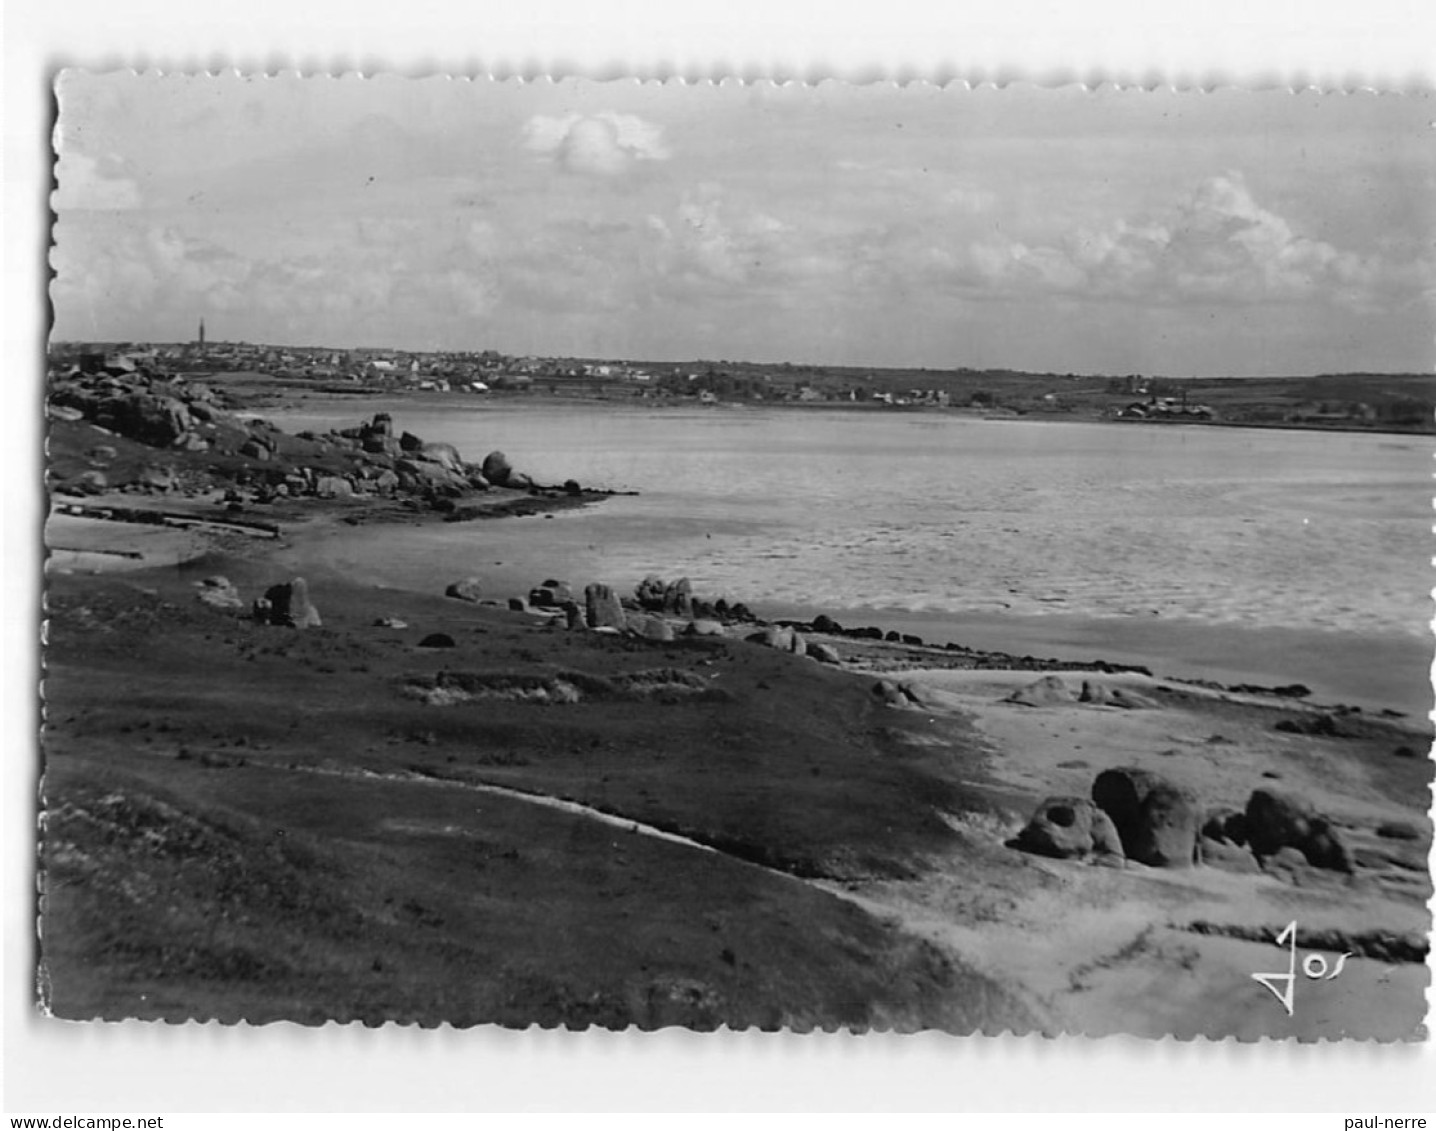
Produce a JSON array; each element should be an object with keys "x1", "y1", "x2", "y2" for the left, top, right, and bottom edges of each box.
[{"x1": 35, "y1": 68, "x2": 1434, "y2": 1052}]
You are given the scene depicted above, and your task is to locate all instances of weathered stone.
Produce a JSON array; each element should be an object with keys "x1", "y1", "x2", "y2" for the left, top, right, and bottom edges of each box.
[
  {"x1": 811, "y1": 614, "x2": 843, "y2": 635},
  {"x1": 635, "y1": 574, "x2": 667, "y2": 610},
  {"x1": 1199, "y1": 837, "x2": 1261, "y2": 874},
  {"x1": 193, "y1": 576, "x2": 243, "y2": 612},
  {"x1": 584, "y1": 583, "x2": 626, "y2": 631},
  {"x1": 420, "y1": 442, "x2": 464, "y2": 472},
  {"x1": 372, "y1": 616, "x2": 408, "y2": 629},
  {"x1": 561, "y1": 600, "x2": 585, "y2": 630},
  {"x1": 1079, "y1": 680, "x2": 1157, "y2": 709},
  {"x1": 685, "y1": 619, "x2": 725, "y2": 637},
  {"x1": 871, "y1": 679, "x2": 908, "y2": 707},
  {"x1": 633, "y1": 615, "x2": 675, "y2": 642},
  {"x1": 417, "y1": 633, "x2": 455, "y2": 648},
  {"x1": 662, "y1": 577, "x2": 693, "y2": 616},
  {"x1": 481, "y1": 451, "x2": 513, "y2": 485},
  {"x1": 507, "y1": 597, "x2": 527, "y2": 612},
  {"x1": 1092, "y1": 766, "x2": 1168, "y2": 852},
  {"x1": 1005, "y1": 675, "x2": 1073, "y2": 707},
  {"x1": 399, "y1": 431, "x2": 424, "y2": 452},
  {"x1": 1128, "y1": 783, "x2": 1201, "y2": 868},
  {"x1": 445, "y1": 577, "x2": 484, "y2": 602},
  {"x1": 315, "y1": 476, "x2": 353, "y2": 498},
  {"x1": 809, "y1": 642, "x2": 841, "y2": 664},
  {"x1": 1014, "y1": 796, "x2": 1126, "y2": 862},
  {"x1": 260, "y1": 577, "x2": 321, "y2": 629},
  {"x1": 528, "y1": 580, "x2": 573, "y2": 608},
  {"x1": 1201, "y1": 807, "x2": 1249, "y2": 846}
]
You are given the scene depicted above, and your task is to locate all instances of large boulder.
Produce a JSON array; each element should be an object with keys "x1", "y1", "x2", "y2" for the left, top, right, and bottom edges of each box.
[
  {"x1": 259, "y1": 577, "x2": 321, "y2": 629},
  {"x1": 1127, "y1": 783, "x2": 1201, "y2": 868},
  {"x1": 808, "y1": 642, "x2": 841, "y2": 665},
  {"x1": 1093, "y1": 767, "x2": 1199, "y2": 867},
  {"x1": 584, "y1": 583, "x2": 627, "y2": 631},
  {"x1": 1014, "y1": 796, "x2": 1126, "y2": 862},
  {"x1": 1245, "y1": 789, "x2": 1353, "y2": 872},
  {"x1": 1005, "y1": 675, "x2": 1073, "y2": 707},
  {"x1": 445, "y1": 577, "x2": 484, "y2": 602},
  {"x1": 481, "y1": 451, "x2": 513, "y2": 485}
]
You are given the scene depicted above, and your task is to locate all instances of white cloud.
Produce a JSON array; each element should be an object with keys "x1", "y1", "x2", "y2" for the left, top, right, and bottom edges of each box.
[
  {"x1": 522, "y1": 112, "x2": 670, "y2": 176},
  {"x1": 954, "y1": 172, "x2": 1391, "y2": 308}
]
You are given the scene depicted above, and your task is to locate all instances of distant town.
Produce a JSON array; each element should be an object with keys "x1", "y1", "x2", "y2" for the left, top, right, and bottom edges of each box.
[{"x1": 46, "y1": 326, "x2": 1436, "y2": 433}]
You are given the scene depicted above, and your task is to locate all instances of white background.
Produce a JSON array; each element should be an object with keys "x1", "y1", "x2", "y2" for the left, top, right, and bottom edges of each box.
[{"x1": 4, "y1": 0, "x2": 1435, "y2": 1113}]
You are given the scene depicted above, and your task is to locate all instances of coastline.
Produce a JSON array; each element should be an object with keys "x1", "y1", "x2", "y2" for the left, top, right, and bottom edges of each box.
[{"x1": 39, "y1": 380, "x2": 1433, "y2": 1038}]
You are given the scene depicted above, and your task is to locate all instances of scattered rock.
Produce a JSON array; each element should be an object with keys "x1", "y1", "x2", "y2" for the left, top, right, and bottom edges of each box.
[
  {"x1": 1079, "y1": 680, "x2": 1156, "y2": 709},
  {"x1": 685, "y1": 619, "x2": 726, "y2": 637},
  {"x1": 507, "y1": 598, "x2": 527, "y2": 612},
  {"x1": 1005, "y1": 675, "x2": 1072, "y2": 707},
  {"x1": 560, "y1": 600, "x2": 585, "y2": 630},
  {"x1": 1198, "y1": 837, "x2": 1261, "y2": 874},
  {"x1": 417, "y1": 633, "x2": 455, "y2": 649},
  {"x1": 372, "y1": 617, "x2": 408, "y2": 629},
  {"x1": 1274, "y1": 713, "x2": 1347, "y2": 738},
  {"x1": 584, "y1": 583, "x2": 627, "y2": 631},
  {"x1": 1013, "y1": 796, "x2": 1126, "y2": 862},
  {"x1": 420, "y1": 442, "x2": 464, "y2": 472},
  {"x1": 808, "y1": 642, "x2": 841, "y2": 665},
  {"x1": 871, "y1": 679, "x2": 908, "y2": 707},
  {"x1": 258, "y1": 577, "x2": 321, "y2": 629},
  {"x1": 445, "y1": 578, "x2": 484, "y2": 602},
  {"x1": 193, "y1": 576, "x2": 244, "y2": 612},
  {"x1": 632, "y1": 615, "x2": 675, "y2": 643}
]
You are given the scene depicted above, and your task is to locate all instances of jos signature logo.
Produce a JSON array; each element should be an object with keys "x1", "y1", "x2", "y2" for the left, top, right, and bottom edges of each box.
[{"x1": 1251, "y1": 920, "x2": 1353, "y2": 1015}]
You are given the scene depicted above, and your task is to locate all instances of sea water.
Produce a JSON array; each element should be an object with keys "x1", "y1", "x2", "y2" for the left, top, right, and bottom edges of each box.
[{"x1": 270, "y1": 398, "x2": 1435, "y2": 715}]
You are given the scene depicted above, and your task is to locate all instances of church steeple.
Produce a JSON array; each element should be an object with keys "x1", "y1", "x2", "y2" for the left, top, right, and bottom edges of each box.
[{"x1": 198, "y1": 317, "x2": 206, "y2": 346}]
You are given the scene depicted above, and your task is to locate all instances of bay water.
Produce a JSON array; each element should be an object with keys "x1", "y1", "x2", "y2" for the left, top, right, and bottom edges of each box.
[{"x1": 269, "y1": 398, "x2": 1434, "y2": 717}]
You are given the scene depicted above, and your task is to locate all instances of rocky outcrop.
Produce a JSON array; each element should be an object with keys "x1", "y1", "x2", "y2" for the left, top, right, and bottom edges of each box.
[{"x1": 1014, "y1": 796, "x2": 1125, "y2": 863}]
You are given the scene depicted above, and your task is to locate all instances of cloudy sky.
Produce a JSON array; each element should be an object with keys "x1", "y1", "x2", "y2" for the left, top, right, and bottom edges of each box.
[{"x1": 51, "y1": 74, "x2": 1434, "y2": 375}]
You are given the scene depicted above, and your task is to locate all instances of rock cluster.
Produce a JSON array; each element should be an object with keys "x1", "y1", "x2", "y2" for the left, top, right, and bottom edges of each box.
[{"x1": 1013, "y1": 765, "x2": 1355, "y2": 878}]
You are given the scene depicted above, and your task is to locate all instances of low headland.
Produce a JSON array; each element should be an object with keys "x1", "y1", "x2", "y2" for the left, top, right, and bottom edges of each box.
[{"x1": 39, "y1": 363, "x2": 1433, "y2": 1038}]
